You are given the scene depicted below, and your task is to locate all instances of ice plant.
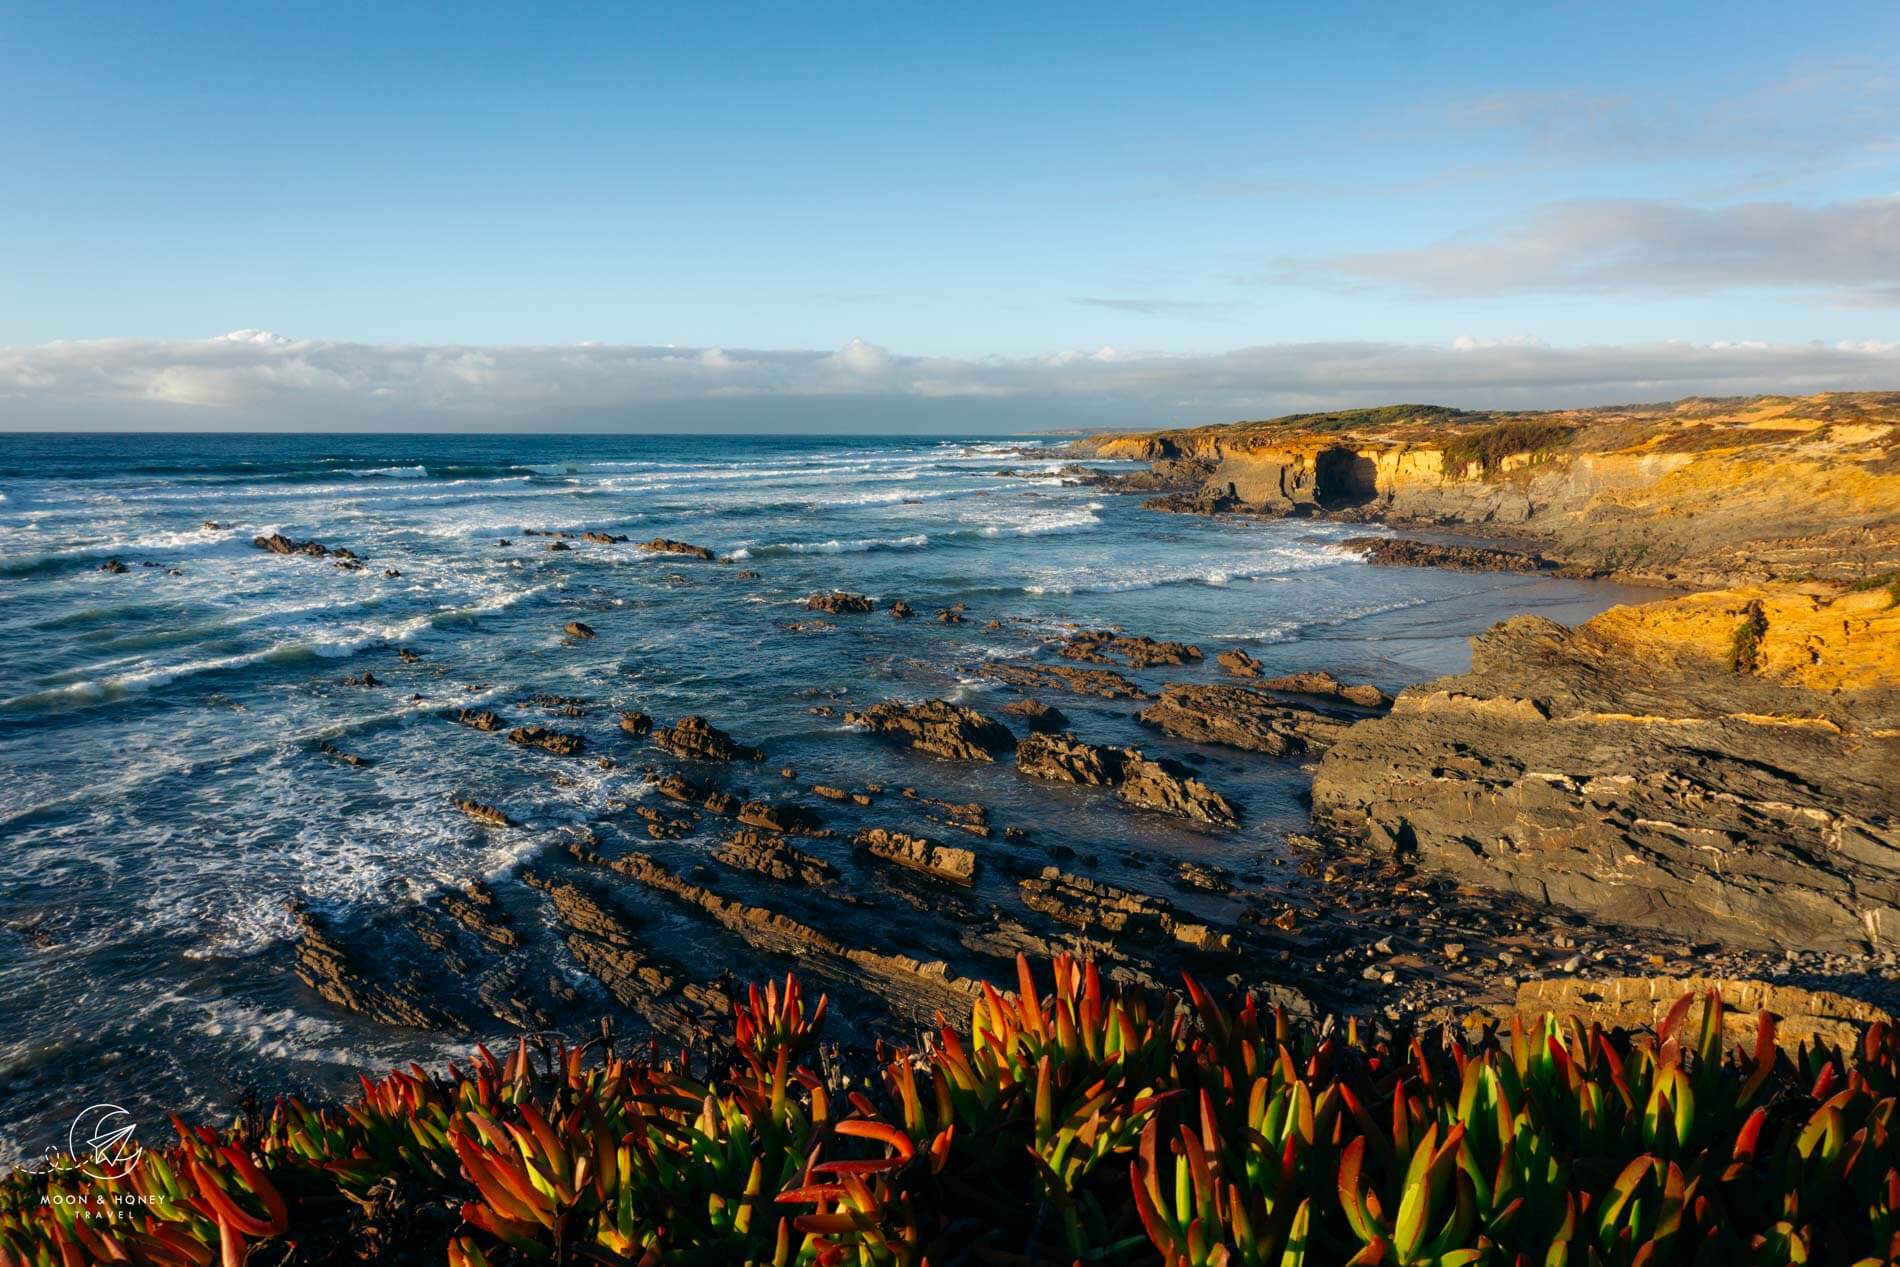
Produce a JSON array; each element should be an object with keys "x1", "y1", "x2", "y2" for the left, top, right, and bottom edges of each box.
[{"x1": 4, "y1": 959, "x2": 1899, "y2": 1266}]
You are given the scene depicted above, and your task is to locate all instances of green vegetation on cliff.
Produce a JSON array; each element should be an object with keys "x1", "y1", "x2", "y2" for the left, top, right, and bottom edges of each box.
[{"x1": 1439, "y1": 419, "x2": 1578, "y2": 476}]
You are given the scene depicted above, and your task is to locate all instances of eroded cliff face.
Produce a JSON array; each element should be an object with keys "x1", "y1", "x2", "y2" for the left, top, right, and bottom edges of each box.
[
  {"x1": 1078, "y1": 393, "x2": 1900, "y2": 587},
  {"x1": 1309, "y1": 584, "x2": 1900, "y2": 953}
]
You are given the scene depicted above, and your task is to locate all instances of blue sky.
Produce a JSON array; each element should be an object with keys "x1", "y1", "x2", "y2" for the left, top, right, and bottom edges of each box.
[{"x1": 2, "y1": 1, "x2": 1897, "y2": 429}]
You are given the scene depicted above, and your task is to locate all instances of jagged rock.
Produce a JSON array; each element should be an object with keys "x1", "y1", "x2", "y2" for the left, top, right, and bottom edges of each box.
[
  {"x1": 1217, "y1": 649, "x2": 1261, "y2": 677},
  {"x1": 806, "y1": 591, "x2": 875, "y2": 614},
  {"x1": 1138, "y1": 683, "x2": 1348, "y2": 755},
  {"x1": 1258, "y1": 670, "x2": 1390, "y2": 708},
  {"x1": 714, "y1": 828, "x2": 836, "y2": 886},
  {"x1": 454, "y1": 797, "x2": 514, "y2": 827},
  {"x1": 936, "y1": 608, "x2": 964, "y2": 624},
  {"x1": 736, "y1": 569, "x2": 761, "y2": 580},
  {"x1": 397, "y1": 647, "x2": 422, "y2": 663},
  {"x1": 582, "y1": 531, "x2": 628, "y2": 544},
  {"x1": 1060, "y1": 630, "x2": 1203, "y2": 668},
  {"x1": 454, "y1": 708, "x2": 505, "y2": 731},
  {"x1": 439, "y1": 880, "x2": 518, "y2": 949},
  {"x1": 978, "y1": 660, "x2": 1147, "y2": 699},
  {"x1": 854, "y1": 827, "x2": 977, "y2": 885},
  {"x1": 289, "y1": 903, "x2": 463, "y2": 1030},
  {"x1": 100, "y1": 557, "x2": 129, "y2": 574},
  {"x1": 320, "y1": 740, "x2": 367, "y2": 767},
  {"x1": 1015, "y1": 731, "x2": 1124, "y2": 786},
  {"x1": 1176, "y1": 861, "x2": 1234, "y2": 893},
  {"x1": 1017, "y1": 868, "x2": 1232, "y2": 953},
  {"x1": 843, "y1": 698, "x2": 1016, "y2": 762},
  {"x1": 564, "y1": 621, "x2": 597, "y2": 639},
  {"x1": 1001, "y1": 697, "x2": 1067, "y2": 733},
  {"x1": 655, "y1": 772, "x2": 738, "y2": 815},
  {"x1": 565, "y1": 842, "x2": 986, "y2": 1017},
  {"x1": 547, "y1": 540, "x2": 571, "y2": 551},
  {"x1": 1117, "y1": 751, "x2": 1241, "y2": 827},
  {"x1": 890, "y1": 600, "x2": 914, "y2": 619},
  {"x1": 342, "y1": 671, "x2": 380, "y2": 687},
  {"x1": 654, "y1": 714, "x2": 762, "y2": 762},
  {"x1": 1342, "y1": 537, "x2": 1587, "y2": 576},
  {"x1": 508, "y1": 725, "x2": 586, "y2": 756},
  {"x1": 1312, "y1": 605, "x2": 1900, "y2": 954},
  {"x1": 641, "y1": 538, "x2": 715, "y2": 560},
  {"x1": 618, "y1": 710, "x2": 653, "y2": 737},
  {"x1": 253, "y1": 532, "x2": 336, "y2": 558},
  {"x1": 738, "y1": 799, "x2": 823, "y2": 835}
]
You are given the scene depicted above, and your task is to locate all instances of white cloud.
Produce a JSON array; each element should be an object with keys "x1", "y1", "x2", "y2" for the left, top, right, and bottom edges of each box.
[
  {"x1": 1, "y1": 333, "x2": 1896, "y2": 432},
  {"x1": 1284, "y1": 196, "x2": 1900, "y2": 305}
]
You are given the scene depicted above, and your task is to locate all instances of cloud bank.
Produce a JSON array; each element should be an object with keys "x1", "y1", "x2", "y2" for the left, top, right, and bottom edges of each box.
[
  {"x1": 2, "y1": 331, "x2": 1897, "y2": 432},
  {"x1": 1289, "y1": 196, "x2": 1900, "y2": 306}
]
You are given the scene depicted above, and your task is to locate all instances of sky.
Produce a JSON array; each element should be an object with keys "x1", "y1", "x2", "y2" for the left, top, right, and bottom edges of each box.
[{"x1": 1, "y1": 0, "x2": 1897, "y2": 431}]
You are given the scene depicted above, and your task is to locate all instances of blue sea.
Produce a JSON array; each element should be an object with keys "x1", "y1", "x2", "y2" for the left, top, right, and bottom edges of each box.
[{"x1": 0, "y1": 432, "x2": 1663, "y2": 1160}]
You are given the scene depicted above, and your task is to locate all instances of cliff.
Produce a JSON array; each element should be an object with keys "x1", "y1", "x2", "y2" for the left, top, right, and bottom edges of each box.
[
  {"x1": 1309, "y1": 581, "x2": 1900, "y2": 953},
  {"x1": 1076, "y1": 393, "x2": 1900, "y2": 588}
]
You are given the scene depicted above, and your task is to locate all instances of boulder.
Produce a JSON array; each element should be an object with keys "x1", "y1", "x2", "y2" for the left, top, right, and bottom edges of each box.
[
  {"x1": 853, "y1": 827, "x2": 977, "y2": 885},
  {"x1": 1117, "y1": 751, "x2": 1242, "y2": 827},
  {"x1": 1258, "y1": 670, "x2": 1390, "y2": 709},
  {"x1": 806, "y1": 591, "x2": 875, "y2": 614},
  {"x1": 1015, "y1": 731, "x2": 1123, "y2": 786},
  {"x1": 641, "y1": 538, "x2": 715, "y2": 560},
  {"x1": 1000, "y1": 697, "x2": 1067, "y2": 733},
  {"x1": 1137, "y1": 683, "x2": 1349, "y2": 755},
  {"x1": 843, "y1": 698, "x2": 1017, "y2": 762},
  {"x1": 508, "y1": 725, "x2": 586, "y2": 756},
  {"x1": 564, "y1": 621, "x2": 597, "y2": 639},
  {"x1": 653, "y1": 714, "x2": 763, "y2": 762},
  {"x1": 1216, "y1": 649, "x2": 1261, "y2": 677},
  {"x1": 617, "y1": 710, "x2": 653, "y2": 737},
  {"x1": 1060, "y1": 630, "x2": 1203, "y2": 668}
]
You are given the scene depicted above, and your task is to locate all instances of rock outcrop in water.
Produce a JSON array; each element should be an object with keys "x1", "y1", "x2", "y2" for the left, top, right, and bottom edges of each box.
[
  {"x1": 806, "y1": 591, "x2": 875, "y2": 614},
  {"x1": 653, "y1": 714, "x2": 762, "y2": 762},
  {"x1": 640, "y1": 538, "x2": 715, "y2": 560},
  {"x1": 1014, "y1": 730, "x2": 1242, "y2": 826},
  {"x1": 1059, "y1": 630, "x2": 1203, "y2": 668},
  {"x1": 1137, "y1": 683, "x2": 1349, "y2": 756},
  {"x1": 1257, "y1": 670, "x2": 1390, "y2": 709},
  {"x1": 843, "y1": 698, "x2": 1017, "y2": 762},
  {"x1": 508, "y1": 725, "x2": 586, "y2": 756},
  {"x1": 1311, "y1": 583, "x2": 1900, "y2": 953}
]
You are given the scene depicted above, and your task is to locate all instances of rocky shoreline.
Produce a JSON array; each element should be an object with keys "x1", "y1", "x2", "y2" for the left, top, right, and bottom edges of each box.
[
  {"x1": 39, "y1": 403, "x2": 1900, "y2": 1129},
  {"x1": 1052, "y1": 391, "x2": 1899, "y2": 998}
]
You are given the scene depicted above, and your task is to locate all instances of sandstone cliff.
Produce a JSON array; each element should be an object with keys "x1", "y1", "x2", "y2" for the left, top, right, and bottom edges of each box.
[
  {"x1": 1076, "y1": 393, "x2": 1900, "y2": 588},
  {"x1": 1309, "y1": 583, "x2": 1900, "y2": 953}
]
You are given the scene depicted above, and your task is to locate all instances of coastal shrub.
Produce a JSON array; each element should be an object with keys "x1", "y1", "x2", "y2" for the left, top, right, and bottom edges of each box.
[
  {"x1": 1729, "y1": 600, "x2": 1769, "y2": 673},
  {"x1": 1440, "y1": 421, "x2": 1578, "y2": 477},
  {"x1": 1845, "y1": 571, "x2": 1900, "y2": 608},
  {"x1": 3, "y1": 955, "x2": 1898, "y2": 1266},
  {"x1": 1235, "y1": 405, "x2": 1470, "y2": 434}
]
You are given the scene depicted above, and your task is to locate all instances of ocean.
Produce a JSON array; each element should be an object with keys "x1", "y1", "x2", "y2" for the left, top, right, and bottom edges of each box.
[{"x1": 0, "y1": 431, "x2": 1663, "y2": 1161}]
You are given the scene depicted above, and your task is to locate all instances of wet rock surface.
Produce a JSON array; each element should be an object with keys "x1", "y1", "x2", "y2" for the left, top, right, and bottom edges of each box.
[
  {"x1": 508, "y1": 725, "x2": 586, "y2": 757},
  {"x1": 1138, "y1": 683, "x2": 1350, "y2": 756},
  {"x1": 653, "y1": 714, "x2": 763, "y2": 762},
  {"x1": 977, "y1": 660, "x2": 1147, "y2": 699},
  {"x1": 1342, "y1": 536, "x2": 1589, "y2": 576},
  {"x1": 806, "y1": 591, "x2": 875, "y2": 614},
  {"x1": 640, "y1": 538, "x2": 715, "y2": 560},
  {"x1": 843, "y1": 698, "x2": 1017, "y2": 762},
  {"x1": 1059, "y1": 630, "x2": 1203, "y2": 668},
  {"x1": 1258, "y1": 670, "x2": 1390, "y2": 709},
  {"x1": 853, "y1": 827, "x2": 978, "y2": 885}
]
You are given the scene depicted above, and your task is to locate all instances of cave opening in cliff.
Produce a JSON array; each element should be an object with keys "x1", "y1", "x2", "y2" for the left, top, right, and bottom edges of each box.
[{"x1": 1314, "y1": 447, "x2": 1379, "y2": 509}]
